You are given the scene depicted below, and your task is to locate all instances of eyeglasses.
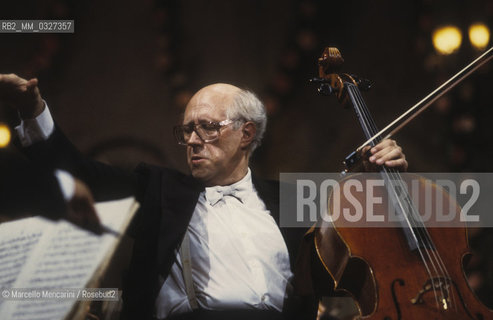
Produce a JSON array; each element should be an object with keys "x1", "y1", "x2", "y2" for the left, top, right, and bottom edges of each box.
[{"x1": 173, "y1": 119, "x2": 238, "y2": 145}]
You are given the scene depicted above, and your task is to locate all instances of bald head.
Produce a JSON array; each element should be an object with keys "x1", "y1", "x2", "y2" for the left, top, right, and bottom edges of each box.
[
  {"x1": 195, "y1": 83, "x2": 241, "y2": 94},
  {"x1": 185, "y1": 83, "x2": 241, "y2": 116}
]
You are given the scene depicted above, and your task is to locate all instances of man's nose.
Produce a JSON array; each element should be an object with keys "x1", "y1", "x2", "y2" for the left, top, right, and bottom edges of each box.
[{"x1": 187, "y1": 130, "x2": 203, "y2": 145}]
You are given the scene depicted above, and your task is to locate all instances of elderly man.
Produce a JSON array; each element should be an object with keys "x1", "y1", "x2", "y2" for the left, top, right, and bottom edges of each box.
[{"x1": 0, "y1": 74, "x2": 407, "y2": 320}]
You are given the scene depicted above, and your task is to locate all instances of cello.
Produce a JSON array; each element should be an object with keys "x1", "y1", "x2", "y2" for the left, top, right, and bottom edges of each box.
[{"x1": 309, "y1": 47, "x2": 493, "y2": 319}]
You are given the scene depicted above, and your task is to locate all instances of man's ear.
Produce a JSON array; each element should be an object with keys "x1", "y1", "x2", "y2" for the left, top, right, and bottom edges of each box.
[{"x1": 240, "y1": 122, "x2": 256, "y2": 149}]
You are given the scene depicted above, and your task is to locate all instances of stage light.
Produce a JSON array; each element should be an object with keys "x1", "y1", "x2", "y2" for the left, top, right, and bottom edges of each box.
[
  {"x1": 469, "y1": 23, "x2": 490, "y2": 50},
  {"x1": 432, "y1": 26, "x2": 462, "y2": 55},
  {"x1": 0, "y1": 124, "x2": 11, "y2": 148}
]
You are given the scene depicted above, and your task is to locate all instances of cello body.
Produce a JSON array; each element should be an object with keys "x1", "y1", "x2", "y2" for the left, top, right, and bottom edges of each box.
[{"x1": 314, "y1": 174, "x2": 492, "y2": 319}]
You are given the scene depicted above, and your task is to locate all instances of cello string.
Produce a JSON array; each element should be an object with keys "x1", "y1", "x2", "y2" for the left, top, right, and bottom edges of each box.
[
  {"x1": 348, "y1": 84, "x2": 446, "y2": 308},
  {"x1": 348, "y1": 86, "x2": 435, "y2": 251},
  {"x1": 350, "y1": 84, "x2": 446, "y2": 271},
  {"x1": 349, "y1": 84, "x2": 440, "y2": 262},
  {"x1": 394, "y1": 171, "x2": 459, "y2": 310},
  {"x1": 381, "y1": 145, "x2": 457, "y2": 310},
  {"x1": 357, "y1": 87, "x2": 453, "y2": 308},
  {"x1": 390, "y1": 169, "x2": 458, "y2": 310},
  {"x1": 350, "y1": 87, "x2": 435, "y2": 249},
  {"x1": 351, "y1": 83, "x2": 458, "y2": 310},
  {"x1": 384, "y1": 167, "x2": 448, "y2": 309},
  {"x1": 369, "y1": 100, "x2": 457, "y2": 312}
]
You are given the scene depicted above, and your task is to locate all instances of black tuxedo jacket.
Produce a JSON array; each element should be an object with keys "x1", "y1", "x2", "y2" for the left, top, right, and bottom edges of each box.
[{"x1": 24, "y1": 127, "x2": 313, "y2": 320}]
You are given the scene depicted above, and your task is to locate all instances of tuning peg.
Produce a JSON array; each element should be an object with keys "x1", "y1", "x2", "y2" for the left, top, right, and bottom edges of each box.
[
  {"x1": 309, "y1": 77, "x2": 329, "y2": 84},
  {"x1": 318, "y1": 84, "x2": 334, "y2": 96}
]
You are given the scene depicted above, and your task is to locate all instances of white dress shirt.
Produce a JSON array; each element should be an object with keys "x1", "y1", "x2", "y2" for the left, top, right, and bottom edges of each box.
[
  {"x1": 155, "y1": 170, "x2": 293, "y2": 319},
  {"x1": 16, "y1": 106, "x2": 293, "y2": 319},
  {"x1": 15, "y1": 103, "x2": 55, "y2": 147}
]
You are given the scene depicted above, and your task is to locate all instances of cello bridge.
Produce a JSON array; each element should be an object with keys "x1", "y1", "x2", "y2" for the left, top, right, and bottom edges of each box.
[{"x1": 410, "y1": 278, "x2": 451, "y2": 310}]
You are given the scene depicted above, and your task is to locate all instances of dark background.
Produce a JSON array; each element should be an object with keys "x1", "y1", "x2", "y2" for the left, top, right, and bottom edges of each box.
[
  {"x1": 1, "y1": 0, "x2": 493, "y2": 314},
  {"x1": 1, "y1": 0, "x2": 492, "y2": 176}
]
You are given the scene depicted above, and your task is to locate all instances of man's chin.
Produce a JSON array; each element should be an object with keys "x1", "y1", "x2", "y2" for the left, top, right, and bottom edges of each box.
[{"x1": 191, "y1": 168, "x2": 208, "y2": 181}]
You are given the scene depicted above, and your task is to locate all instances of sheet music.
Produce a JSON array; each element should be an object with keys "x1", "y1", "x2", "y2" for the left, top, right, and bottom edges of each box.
[
  {"x1": 0, "y1": 217, "x2": 54, "y2": 309},
  {"x1": 0, "y1": 197, "x2": 138, "y2": 320}
]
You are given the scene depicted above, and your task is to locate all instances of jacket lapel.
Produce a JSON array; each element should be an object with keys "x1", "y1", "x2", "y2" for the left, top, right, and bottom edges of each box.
[{"x1": 252, "y1": 175, "x2": 280, "y2": 223}]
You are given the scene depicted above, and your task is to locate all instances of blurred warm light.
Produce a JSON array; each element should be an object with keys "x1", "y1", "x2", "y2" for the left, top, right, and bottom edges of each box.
[
  {"x1": 453, "y1": 115, "x2": 476, "y2": 133},
  {"x1": 469, "y1": 23, "x2": 490, "y2": 50},
  {"x1": 0, "y1": 124, "x2": 11, "y2": 148},
  {"x1": 432, "y1": 26, "x2": 462, "y2": 55}
]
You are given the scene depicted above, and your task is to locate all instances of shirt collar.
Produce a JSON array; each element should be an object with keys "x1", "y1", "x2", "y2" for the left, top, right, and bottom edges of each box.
[{"x1": 204, "y1": 168, "x2": 253, "y2": 206}]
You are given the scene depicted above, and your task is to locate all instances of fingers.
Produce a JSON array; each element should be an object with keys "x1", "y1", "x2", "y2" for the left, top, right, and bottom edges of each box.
[
  {"x1": 67, "y1": 180, "x2": 103, "y2": 235},
  {"x1": 0, "y1": 73, "x2": 27, "y2": 90},
  {"x1": 368, "y1": 139, "x2": 408, "y2": 171},
  {"x1": 369, "y1": 140, "x2": 401, "y2": 165},
  {"x1": 361, "y1": 145, "x2": 371, "y2": 154},
  {"x1": 67, "y1": 202, "x2": 103, "y2": 235},
  {"x1": 0, "y1": 73, "x2": 44, "y2": 118},
  {"x1": 383, "y1": 158, "x2": 408, "y2": 170},
  {"x1": 26, "y1": 78, "x2": 39, "y2": 92}
]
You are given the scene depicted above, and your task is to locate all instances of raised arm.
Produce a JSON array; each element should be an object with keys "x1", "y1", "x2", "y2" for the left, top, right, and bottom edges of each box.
[{"x1": 0, "y1": 73, "x2": 140, "y2": 202}]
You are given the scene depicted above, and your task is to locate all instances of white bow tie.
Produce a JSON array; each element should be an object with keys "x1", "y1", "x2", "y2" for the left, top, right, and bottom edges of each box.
[{"x1": 205, "y1": 185, "x2": 248, "y2": 206}]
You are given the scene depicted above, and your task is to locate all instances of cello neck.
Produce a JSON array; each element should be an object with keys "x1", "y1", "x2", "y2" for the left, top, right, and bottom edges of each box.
[
  {"x1": 345, "y1": 83, "x2": 381, "y2": 145},
  {"x1": 345, "y1": 82, "x2": 433, "y2": 252}
]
